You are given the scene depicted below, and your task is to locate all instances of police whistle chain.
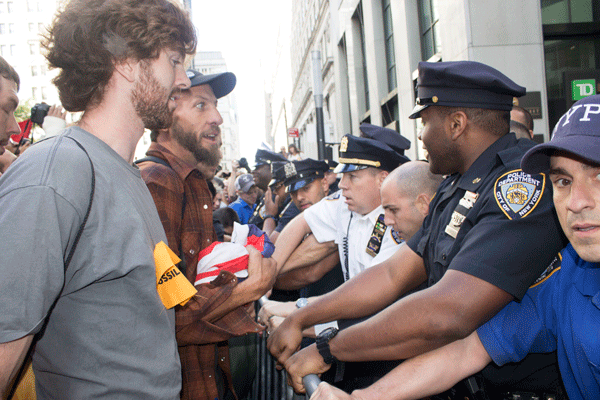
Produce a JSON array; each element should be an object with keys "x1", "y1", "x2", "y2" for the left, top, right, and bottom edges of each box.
[{"x1": 257, "y1": 296, "x2": 323, "y2": 396}]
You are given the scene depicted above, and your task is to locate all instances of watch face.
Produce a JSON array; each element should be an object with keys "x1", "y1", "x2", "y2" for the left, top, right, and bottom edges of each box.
[{"x1": 296, "y1": 298, "x2": 308, "y2": 308}]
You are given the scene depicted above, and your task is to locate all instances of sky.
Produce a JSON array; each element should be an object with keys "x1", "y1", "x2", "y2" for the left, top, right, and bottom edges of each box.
[{"x1": 190, "y1": 0, "x2": 292, "y2": 162}]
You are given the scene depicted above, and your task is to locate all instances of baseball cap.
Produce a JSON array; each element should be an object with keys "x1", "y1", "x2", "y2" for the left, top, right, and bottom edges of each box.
[
  {"x1": 186, "y1": 69, "x2": 236, "y2": 98},
  {"x1": 234, "y1": 174, "x2": 256, "y2": 193},
  {"x1": 521, "y1": 95, "x2": 600, "y2": 174}
]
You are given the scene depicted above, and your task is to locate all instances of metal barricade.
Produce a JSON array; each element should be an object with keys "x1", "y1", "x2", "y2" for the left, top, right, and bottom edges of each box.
[{"x1": 252, "y1": 297, "x2": 322, "y2": 400}]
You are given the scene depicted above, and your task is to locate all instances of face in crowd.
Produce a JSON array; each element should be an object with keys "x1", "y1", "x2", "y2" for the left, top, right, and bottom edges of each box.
[
  {"x1": 0, "y1": 75, "x2": 20, "y2": 155},
  {"x1": 170, "y1": 83, "x2": 223, "y2": 179},
  {"x1": 338, "y1": 167, "x2": 386, "y2": 215},
  {"x1": 290, "y1": 178, "x2": 328, "y2": 211},
  {"x1": 549, "y1": 152, "x2": 600, "y2": 263},
  {"x1": 239, "y1": 185, "x2": 259, "y2": 206}
]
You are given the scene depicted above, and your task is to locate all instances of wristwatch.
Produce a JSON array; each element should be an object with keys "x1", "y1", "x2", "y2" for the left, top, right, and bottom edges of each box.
[
  {"x1": 263, "y1": 214, "x2": 278, "y2": 222},
  {"x1": 295, "y1": 297, "x2": 308, "y2": 309},
  {"x1": 315, "y1": 327, "x2": 339, "y2": 364}
]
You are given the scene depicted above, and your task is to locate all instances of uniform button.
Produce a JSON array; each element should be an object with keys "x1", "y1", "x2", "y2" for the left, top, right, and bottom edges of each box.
[
  {"x1": 442, "y1": 254, "x2": 447, "y2": 260},
  {"x1": 221, "y1": 357, "x2": 225, "y2": 362},
  {"x1": 206, "y1": 239, "x2": 210, "y2": 243},
  {"x1": 189, "y1": 249, "x2": 195, "y2": 255},
  {"x1": 203, "y1": 204, "x2": 208, "y2": 209}
]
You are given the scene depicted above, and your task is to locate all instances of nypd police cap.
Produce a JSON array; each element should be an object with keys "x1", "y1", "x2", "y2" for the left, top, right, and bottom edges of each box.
[
  {"x1": 359, "y1": 123, "x2": 411, "y2": 156},
  {"x1": 521, "y1": 94, "x2": 600, "y2": 174},
  {"x1": 334, "y1": 134, "x2": 410, "y2": 173},
  {"x1": 268, "y1": 161, "x2": 289, "y2": 187},
  {"x1": 283, "y1": 158, "x2": 329, "y2": 193},
  {"x1": 409, "y1": 61, "x2": 526, "y2": 119},
  {"x1": 254, "y1": 148, "x2": 288, "y2": 168}
]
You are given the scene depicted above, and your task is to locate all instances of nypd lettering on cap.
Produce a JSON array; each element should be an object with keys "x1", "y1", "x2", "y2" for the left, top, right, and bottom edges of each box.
[{"x1": 494, "y1": 170, "x2": 545, "y2": 220}]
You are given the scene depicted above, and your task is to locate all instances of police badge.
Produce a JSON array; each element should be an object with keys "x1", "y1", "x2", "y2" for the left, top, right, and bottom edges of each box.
[{"x1": 494, "y1": 170, "x2": 545, "y2": 220}]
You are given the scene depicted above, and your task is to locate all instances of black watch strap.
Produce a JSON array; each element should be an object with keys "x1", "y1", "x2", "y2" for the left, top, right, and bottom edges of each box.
[{"x1": 316, "y1": 327, "x2": 339, "y2": 364}]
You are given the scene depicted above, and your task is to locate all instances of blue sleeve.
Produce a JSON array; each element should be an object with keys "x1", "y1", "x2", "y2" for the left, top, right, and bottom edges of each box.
[{"x1": 477, "y1": 263, "x2": 560, "y2": 366}]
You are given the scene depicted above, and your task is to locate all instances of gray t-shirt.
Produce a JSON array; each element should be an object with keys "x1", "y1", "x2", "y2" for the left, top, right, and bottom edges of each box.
[{"x1": 0, "y1": 127, "x2": 181, "y2": 399}]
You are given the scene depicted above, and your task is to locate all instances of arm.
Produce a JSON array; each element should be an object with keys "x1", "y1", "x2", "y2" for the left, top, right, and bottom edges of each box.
[
  {"x1": 284, "y1": 268, "x2": 512, "y2": 384},
  {"x1": 262, "y1": 187, "x2": 278, "y2": 237},
  {"x1": 268, "y1": 245, "x2": 427, "y2": 365},
  {"x1": 308, "y1": 332, "x2": 491, "y2": 400},
  {"x1": 275, "y1": 251, "x2": 340, "y2": 290},
  {"x1": 277, "y1": 232, "x2": 337, "y2": 274},
  {"x1": 271, "y1": 213, "x2": 313, "y2": 273},
  {"x1": 0, "y1": 335, "x2": 33, "y2": 400}
]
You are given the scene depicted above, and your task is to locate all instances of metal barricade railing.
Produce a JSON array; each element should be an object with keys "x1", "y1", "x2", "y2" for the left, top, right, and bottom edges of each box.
[{"x1": 252, "y1": 297, "x2": 323, "y2": 400}]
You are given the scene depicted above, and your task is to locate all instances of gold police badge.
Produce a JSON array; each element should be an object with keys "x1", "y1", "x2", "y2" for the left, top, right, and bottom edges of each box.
[{"x1": 340, "y1": 136, "x2": 349, "y2": 153}]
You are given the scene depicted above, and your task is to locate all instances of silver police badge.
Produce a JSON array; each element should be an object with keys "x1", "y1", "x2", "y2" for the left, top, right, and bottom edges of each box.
[
  {"x1": 494, "y1": 170, "x2": 545, "y2": 220},
  {"x1": 284, "y1": 162, "x2": 297, "y2": 179}
]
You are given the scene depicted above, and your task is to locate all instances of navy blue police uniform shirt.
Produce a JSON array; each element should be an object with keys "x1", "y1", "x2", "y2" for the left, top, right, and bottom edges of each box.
[{"x1": 407, "y1": 133, "x2": 568, "y2": 300}]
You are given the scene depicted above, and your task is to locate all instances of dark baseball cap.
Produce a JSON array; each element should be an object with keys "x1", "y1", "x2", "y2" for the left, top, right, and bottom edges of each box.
[
  {"x1": 186, "y1": 69, "x2": 236, "y2": 98},
  {"x1": 521, "y1": 95, "x2": 600, "y2": 174},
  {"x1": 409, "y1": 61, "x2": 526, "y2": 119}
]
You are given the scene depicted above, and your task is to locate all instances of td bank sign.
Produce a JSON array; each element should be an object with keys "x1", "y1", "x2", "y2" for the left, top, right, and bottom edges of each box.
[{"x1": 572, "y1": 79, "x2": 597, "y2": 101}]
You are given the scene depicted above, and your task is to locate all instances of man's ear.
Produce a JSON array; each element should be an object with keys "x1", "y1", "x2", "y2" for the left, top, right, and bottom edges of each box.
[
  {"x1": 321, "y1": 177, "x2": 329, "y2": 192},
  {"x1": 113, "y1": 59, "x2": 138, "y2": 83},
  {"x1": 377, "y1": 170, "x2": 389, "y2": 189},
  {"x1": 448, "y1": 110, "x2": 468, "y2": 141},
  {"x1": 415, "y1": 193, "x2": 431, "y2": 217}
]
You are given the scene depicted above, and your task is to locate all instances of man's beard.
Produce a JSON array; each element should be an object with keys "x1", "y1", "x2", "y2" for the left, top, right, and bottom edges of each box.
[
  {"x1": 131, "y1": 60, "x2": 174, "y2": 131},
  {"x1": 171, "y1": 116, "x2": 222, "y2": 167}
]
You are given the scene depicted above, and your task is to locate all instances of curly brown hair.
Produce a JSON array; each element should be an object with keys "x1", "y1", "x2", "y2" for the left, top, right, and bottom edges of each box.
[{"x1": 42, "y1": 0, "x2": 197, "y2": 112}]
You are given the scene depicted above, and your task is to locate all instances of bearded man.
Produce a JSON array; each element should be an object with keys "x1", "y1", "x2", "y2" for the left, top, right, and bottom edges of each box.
[{"x1": 138, "y1": 69, "x2": 276, "y2": 400}]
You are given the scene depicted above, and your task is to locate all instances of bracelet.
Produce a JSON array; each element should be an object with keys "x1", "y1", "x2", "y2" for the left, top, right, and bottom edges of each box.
[{"x1": 264, "y1": 214, "x2": 278, "y2": 222}]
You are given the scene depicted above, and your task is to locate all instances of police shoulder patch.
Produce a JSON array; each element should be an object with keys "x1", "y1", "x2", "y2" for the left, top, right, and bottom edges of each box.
[
  {"x1": 494, "y1": 169, "x2": 545, "y2": 220},
  {"x1": 530, "y1": 253, "x2": 561, "y2": 288},
  {"x1": 390, "y1": 228, "x2": 403, "y2": 244}
]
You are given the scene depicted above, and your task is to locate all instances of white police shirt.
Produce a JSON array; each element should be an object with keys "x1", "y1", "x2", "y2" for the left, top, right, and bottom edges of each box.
[{"x1": 304, "y1": 190, "x2": 403, "y2": 281}]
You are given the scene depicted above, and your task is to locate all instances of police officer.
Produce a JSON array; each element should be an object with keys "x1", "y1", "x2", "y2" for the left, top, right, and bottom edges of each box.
[
  {"x1": 261, "y1": 161, "x2": 299, "y2": 239},
  {"x1": 271, "y1": 61, "x2": 568, "y2": 397},
  {"x1": 249, "y1": 149, "x2": 288, "y2": 228}
]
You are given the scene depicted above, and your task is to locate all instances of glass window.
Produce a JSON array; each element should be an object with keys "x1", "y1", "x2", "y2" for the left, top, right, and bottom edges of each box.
[
  {"x1": 0, "y1": 45, "x2": 6, "y2": 57},
  {"x1": 10, "y1": 44, "x2": 15, "y2": 56},
  {"x1": 29, "y1": 23, "x2": 34, "y2": 32},
  {"x1": 31, "y1": 66, "x2": 38, "y2": 76},
  {"x1": 42, "y1": 86, "x2": 48, "y2": 101},
  {"x1": 382, "y1": 0, "x2": 397, "y2": 92},
  {"x1": 542, "y1": 0, "x2": 598, "y2": 24},
  {"x1": 418, "y1": 0, "x2": 441, "y2": 60},
  {"x1": 0, "y1": 2, "x2": 4, "y2": 13},
  {"x1": 6, "y1": 1, "x2": 12, "y2": 13},
  {"x1": 32, "y1": 87, "x2": 38, "y2": 99},
  {"x1": 8, "y1": 23, "x2": 14, "y2": 33},
  {"x1": 354, "y1": 3, "x2": 370, "y2": 112},
  {"x1": 29, "y1": 43, "x2": 36, "y2": 55},
  {"x1": 0, "y1": 24, "x2": 4, "y2": 35}
]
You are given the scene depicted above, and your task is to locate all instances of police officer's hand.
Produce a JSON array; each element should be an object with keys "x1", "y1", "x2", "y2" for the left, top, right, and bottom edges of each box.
[
  {"x1": 310, "y1": 382, "x2": 361, "y2": 400},
  {"x1": 257, "y1": 300, "x2": 296, "y2": 327},
  {"x1": 264, "y1": 187, "x2": 279, "y2": 216},
  {"x1": 285, "y1": 343, "x2": 331, "y2": 393},
  {"x1": 267, "y1": 313, "x2": 304, "y2": 365},
  {"x1": 243, "y1": 245, "x2": 277, "y2": 299}
]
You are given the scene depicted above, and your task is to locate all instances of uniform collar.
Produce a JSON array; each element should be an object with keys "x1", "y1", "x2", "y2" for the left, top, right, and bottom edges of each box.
[
  {"x1": 145, "y1": 142, "x2": 200, "y2": 181},
  {"x1": 356, "y1": 204, "x2": 384, "y2": 225},
  {"x1": 455, "y1": 133, "x2": 519, "y2": 193},
  {"x1": 564, "y1": 244, "x2": 600, "y2": 299}
]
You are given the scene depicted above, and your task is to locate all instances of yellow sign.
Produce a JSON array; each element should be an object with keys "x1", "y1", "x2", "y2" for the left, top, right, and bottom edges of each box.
[{"x1": 154, "y1": 241, "x2": 197, "y2": 309}]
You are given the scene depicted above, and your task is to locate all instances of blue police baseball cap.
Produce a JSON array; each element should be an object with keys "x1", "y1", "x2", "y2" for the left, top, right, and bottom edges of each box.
[
  {"x1": 409, "y1": 61, "x2": 526, "y2": 119},
  {"x1": 521, "y1": 95, "x2": 600, "y2": 174},
  {"x1": 186, "y1": 69, "x2": 236, "y2": 99},
  {"x1": 284, "y1": 159, "x2": 330, "y2": 193},
  {"x1": 334, "y1": 134, "x2": 410, "y2": 173}
]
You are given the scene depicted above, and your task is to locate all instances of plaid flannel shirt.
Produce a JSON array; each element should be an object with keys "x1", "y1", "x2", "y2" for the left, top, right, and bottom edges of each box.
[{"x1": 140, "y1": 143, "x2": 261, "y2": 400}]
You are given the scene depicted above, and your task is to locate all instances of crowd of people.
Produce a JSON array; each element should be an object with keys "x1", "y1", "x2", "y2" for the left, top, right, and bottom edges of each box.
[{"x1": 0, "y1": 1, "x2": 598, "y2": 400}]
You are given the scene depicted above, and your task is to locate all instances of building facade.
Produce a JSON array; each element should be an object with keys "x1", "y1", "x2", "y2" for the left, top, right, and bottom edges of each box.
[{"x1": 289, "y1": 0, "x2": 600, "y2": 161}]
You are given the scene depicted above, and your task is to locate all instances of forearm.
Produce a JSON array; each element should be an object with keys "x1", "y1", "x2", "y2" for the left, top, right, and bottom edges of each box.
[
  {"x1": 278, "y1": 234, "x2": 337, "y2": 274},
  {"x1": 329, "y1": 271, "x2": 512, "y2": 362},
  {"x1": 0, "y1": 335, "x2": 33, "y2": 400},
  {"x1": 275, "y1": 251, "x2": 339, "y2": 290},
  {"x1": 352, "y1": 332, "x2": 491, "y2": 400},
  {"x1": 203, "y1": 274, "x2": 268, "y2": 321},
  {"x1": 271, "y1": 214, "x2": 312, "y2": 272},
  {"x1": 263, "y1": 217, "x2": 277, "y2": 238}
]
